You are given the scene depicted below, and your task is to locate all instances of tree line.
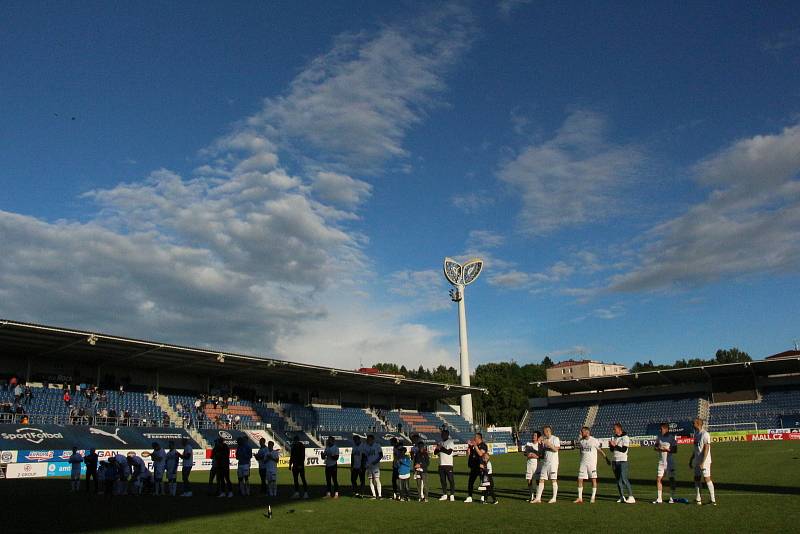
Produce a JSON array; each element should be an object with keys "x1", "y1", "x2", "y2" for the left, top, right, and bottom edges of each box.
[{"x1": 374, "y1": 347, "x2": 751, "y2": 429}]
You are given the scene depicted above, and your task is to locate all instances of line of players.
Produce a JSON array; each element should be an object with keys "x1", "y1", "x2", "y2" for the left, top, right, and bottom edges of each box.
[
  {"x1": 522, "y1": 417, "x2": 716, "y2": 505},
  {"x1": 64, "y1": 417, "x2": 717, "y2": 505},
  {"x1": 67, "y1": 438, "x2": 196, "y2": 496}
]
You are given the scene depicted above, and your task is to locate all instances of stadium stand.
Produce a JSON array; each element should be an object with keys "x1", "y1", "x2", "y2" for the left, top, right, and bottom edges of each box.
[
  {"x1": 519, "y1": 405, "x2": 590, "y2": 441},
  {"x1": 591, "y1": 396, "x2": 701, "y2": 436},
  {"x1": 709, "y1": 387, "x2": 800, "y2": 430}
]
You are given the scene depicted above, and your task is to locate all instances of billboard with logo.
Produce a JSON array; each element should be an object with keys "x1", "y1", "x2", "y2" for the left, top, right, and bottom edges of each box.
[{"x1": 0, "y1": 424, "x2": 198, "y2": 451}]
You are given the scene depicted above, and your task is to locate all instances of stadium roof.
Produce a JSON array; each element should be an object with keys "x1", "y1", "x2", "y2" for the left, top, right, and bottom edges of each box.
[
  {"x1": 536, "y1": 358, "x2": 800, "y2": 395},
  {"x1": 0, "y1": 319, "x2": 485, "y2": 398}
]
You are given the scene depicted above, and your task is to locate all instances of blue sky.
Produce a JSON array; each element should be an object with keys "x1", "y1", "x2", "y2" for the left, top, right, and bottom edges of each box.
[{"x1": 1, "y1": 1, "x2": 799, "y2": 370}]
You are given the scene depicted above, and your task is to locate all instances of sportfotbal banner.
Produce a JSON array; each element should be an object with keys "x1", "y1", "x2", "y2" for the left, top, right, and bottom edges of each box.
[{"x1": 0, "y1": 424, "x2": 199, "y2": 451}]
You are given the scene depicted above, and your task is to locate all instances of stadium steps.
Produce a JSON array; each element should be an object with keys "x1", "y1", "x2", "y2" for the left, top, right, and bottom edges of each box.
[
  {"x1": 365, "y1": 407, "x2": 387, "y2": 430},
  {"x1": 266, "y1": 402, "x2": 302, "y2": 431},
  {"x1": 518, "y1": 410, "x2": 530, "y2": 435},
  {"x1": 155, "y1": 394, "x2": 181, "y2": 427},
  {"x1": 584, "y1": 404, "x2": 599, "y2": 428},
  {"x1": 699, "y1": 398, "x2": 710, "y2": 420}
]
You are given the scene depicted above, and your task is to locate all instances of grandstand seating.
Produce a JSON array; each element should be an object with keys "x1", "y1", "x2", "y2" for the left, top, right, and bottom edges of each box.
[
  {"x1": 485, "y1": 430, "x2": 514, "y2": 445},
  {"x1": 0, "y1": 385, "x2": 163, "y2": 424},
  {"x1": 593, "y1": 396, "x2": 700, "y2": 436},
  {"x1": 710, "y1": 388, "x2": 800, "y2": 430},
  {"x1": 281, "y1": 404, "x2": 385, "y2": 433},
  {"x1": 520, "y1": 405, "x2": 590, "y2": 441}
]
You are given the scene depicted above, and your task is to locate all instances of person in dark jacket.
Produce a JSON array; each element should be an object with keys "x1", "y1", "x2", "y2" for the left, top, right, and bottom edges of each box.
[
  {"x1": 214, "y1": 439, "x2": 233, "y2": 497},
  {"x1": 289, "y1": 434, "x2": 309, "y2": 499},
  {"x1": 465, "y1": 433, "x2": 488, "y2": 502}
]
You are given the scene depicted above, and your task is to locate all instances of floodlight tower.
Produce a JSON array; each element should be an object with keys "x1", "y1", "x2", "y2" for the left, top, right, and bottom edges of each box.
[{"x1": 443, "y1": 257, "x2": 483, "y2": 424}]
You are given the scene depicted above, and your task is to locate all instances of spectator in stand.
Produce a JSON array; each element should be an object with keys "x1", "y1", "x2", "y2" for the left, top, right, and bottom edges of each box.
[
  {"x1": 63, "y1": 389, "x2": 71, "y2": 407},
  {"x1": 23, "y1": 385, "x2": 33, "y2": 405},
  {"x1": 119, "y1": 384, "x2": 124, "y2": 396},
  {"x1": 9, "y1": 375, "x2": 17, "y2": 392},
  {"x1": 289, "y1": 434, "x2": 309, "y2": 499},
  {"x1": 84, "y1": 448, "x2": 99, "y2": 493},
  {"x1": 234, "y1": 414, "x2": 241, "y2": 429}
]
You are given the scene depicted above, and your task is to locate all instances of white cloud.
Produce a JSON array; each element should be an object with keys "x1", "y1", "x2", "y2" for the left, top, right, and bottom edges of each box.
[
  {"x1": 388, "y1": 269, "x2": 451, "y2": 312},
  {"x1": 451, "y1": 191, "x2": 495, "y2": 213},
  {"x1": 498, "y1": 110, "x2": 644, "y2": 236},
  {"x1": 311, "y1": 171, "x2": 372, "y2": 208},
  {"x1": 247, "y1": 5, "x2": 473, "y2": 174},
  {"x1": 488, "y1": 260, "x2": 575, "y2": 290},
  {"x1": 610, "y1": 122, "x2": 800, "y2": 292},
  {"x1": 0, "y1": 10, "x2": 474, "y2": 369},
  {"x1": 467, "y1": 230, "x2": 505, "y2": 250}
]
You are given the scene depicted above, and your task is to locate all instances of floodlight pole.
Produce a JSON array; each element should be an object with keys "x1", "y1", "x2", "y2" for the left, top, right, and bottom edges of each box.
[
  {"x1": 443, "y1": 257, "x2": 483, "y2": 425},
  {"x1": 456, "y1": 282, "x2": 474, "y2": 424}
]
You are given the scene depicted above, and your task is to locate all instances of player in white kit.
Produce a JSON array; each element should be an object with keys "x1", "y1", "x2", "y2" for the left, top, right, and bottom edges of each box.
[
  {"x1": 150, "y1": 442, "x2": 166, "y2": 496},
  {"x1": 575, "y1": 426, "x2": 609, "y2": 504},
  {"x1": 365, "y1": 434, "x2": 383, "y2": 499},
  {"x1": 689, "y1": 417, "x2": 716, "y2": 505},
  {"x1": 523, "y1": 430, "x2": 543, "y2": 503},
  {"x1": 653, "y1": 423, "x2": 677, "y2": 503},
  {"x1": 532, "y1": 425, "x2": 560, "y2": 503}
]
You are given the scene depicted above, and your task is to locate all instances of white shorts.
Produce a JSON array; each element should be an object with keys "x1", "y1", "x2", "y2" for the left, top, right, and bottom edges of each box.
[
  {"x1": 540, "y1": 462, "x2": 558, "y2": 480},
  {"x1": 694, "y1": 463, "x2": 711, "y2": 478},
  {"x1": 238, "y1": 464, "x2": 251, "y2": 478},
  {"x1": 658, "y1": 459, "x2": 675, "y2": 478},
  {"x1": 525, "y1": 460, "x2": 539, "y2": 481},
  {"x1": 368, "y1": 466, "x2": 381, "y2": 478},
  {"x1": 578, "y1": 463, "x2": 597, "y2": 480}
]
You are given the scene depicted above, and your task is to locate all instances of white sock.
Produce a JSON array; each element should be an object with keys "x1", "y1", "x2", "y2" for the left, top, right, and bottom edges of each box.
[
  {"x1": 369, "y1": 480, "x2": 376, "y2": 497},
  {"x1": 591, "y1": 486, "x2": 597, "y2": 501},
  {"x1": 695, "y1": 482, "x2": 701, "y2": 500},
  {"x1": 657, "y1": 487, "x2": 662, "y2": 500},
  {"x1": 551, "y1": 482, "x2": 558, "y2": 500},
  {"x1": 577, "y1": 486, "x2": 583, "y2": 499},
  {"x1": 706, "y1": 481, "x2": 716, "y2": 502},
  {"x1": 376, "y1": 479, "x2": 382, "y2": 498},
  {"x1": 535, "y1": 481, "x2": 544, "y2": 500}
]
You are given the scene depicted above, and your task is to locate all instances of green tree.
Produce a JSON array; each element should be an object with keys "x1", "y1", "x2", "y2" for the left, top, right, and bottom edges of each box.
[{"x1": 715, "y1": 347, "x2": 751, "y2": 364}]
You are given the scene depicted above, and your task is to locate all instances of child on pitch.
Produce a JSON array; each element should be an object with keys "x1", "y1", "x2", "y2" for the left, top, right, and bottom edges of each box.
[
  {"x1": 68, "y1": 447, "x2": 83, "y2": 493},
  {"x1": 479, "y1": 450, "x2": 497, "y2": 504},
  {"x1": 165, "y1": 441, "x2": 180, "y2": 496},
  {"x1": 396, "y1": 447, "x2": 412, "y2": 501},
  {"x1": 412, "y1": 441, "x2": 430, "y2": 502}
]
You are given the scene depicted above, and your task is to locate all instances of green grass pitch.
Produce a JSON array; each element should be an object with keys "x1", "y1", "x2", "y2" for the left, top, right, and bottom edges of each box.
[{"x1": 2, "y1": 441, "x2": 798, "y2": 533}]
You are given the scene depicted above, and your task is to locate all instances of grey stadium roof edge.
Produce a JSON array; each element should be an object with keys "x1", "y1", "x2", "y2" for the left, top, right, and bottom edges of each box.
[
  {"x1": 0, "y1": 319, "x2": 486, "y2": 398},
  {"x1": 536, "y1": 357, "x2": 800, "y2": 395}
]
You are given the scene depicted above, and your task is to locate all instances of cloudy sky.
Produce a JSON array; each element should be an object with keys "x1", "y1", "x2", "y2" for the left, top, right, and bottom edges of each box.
[{"x1": 1, "y1": 2, "x2": 799, "y2": 370}]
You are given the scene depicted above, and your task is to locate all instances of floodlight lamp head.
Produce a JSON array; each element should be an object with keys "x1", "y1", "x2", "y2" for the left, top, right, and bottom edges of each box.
[
  {"x1": 86, "y1": 334, "x2": 98, "y2": 346},
  {"x1": 462, "y1": 258, "x2": 484, "y2": 286},
  {"x1": 216, "y1": 353, "x2": 225, "y2": 363},
  {"x1": 443, "y1": 257, "x2": 462, "y2": 286}
]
